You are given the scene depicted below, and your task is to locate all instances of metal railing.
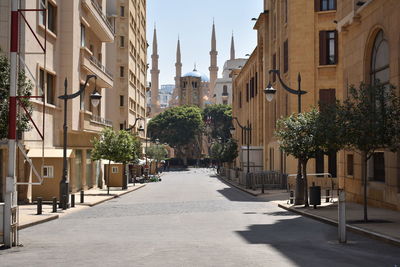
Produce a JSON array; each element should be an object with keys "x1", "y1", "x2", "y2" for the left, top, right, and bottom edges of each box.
[
  {"x1": 245, "y1": 171, "x2": 288, "y2": 190},
  {"x1": 90, "y1": 0, "x2": 114, "y2": 34},
  {"x1": 91, "y1": 114, "x2": 112, "y2": 127},
  {"x1": 88, "y1": 55, "x2": 113, "y2": 79}
]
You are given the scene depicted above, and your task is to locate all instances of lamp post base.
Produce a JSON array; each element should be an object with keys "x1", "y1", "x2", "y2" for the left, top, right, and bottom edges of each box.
[{"x1": 59, "y1": 180, "x2": 69, "y2": 209}]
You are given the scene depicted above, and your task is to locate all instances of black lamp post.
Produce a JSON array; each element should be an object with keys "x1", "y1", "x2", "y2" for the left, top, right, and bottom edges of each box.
[
  {"x1": 58, "y1": 75, "x2": 100, "y2": 209},
  {"x1": 263, "y1": 69, "x2": 307, "y2": 205},
  {"x1": 125, "y1": 117, "x2": 144, "y2": 132},
  {"x1": 137, "y1": 124, "x2": 148, "y2": 177},
  {"x1": 230, "y1": 117, "x2": 252, "y2": 187}
]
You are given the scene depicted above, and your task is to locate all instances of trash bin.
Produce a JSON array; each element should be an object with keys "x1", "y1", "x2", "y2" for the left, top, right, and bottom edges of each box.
[{"x1": 309, "y1": 186, "x2": 321, "y2": 208}]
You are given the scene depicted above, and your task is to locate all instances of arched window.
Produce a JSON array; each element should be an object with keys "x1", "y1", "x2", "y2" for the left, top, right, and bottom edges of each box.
[{"x1": 370, "y1": 30, "x2": 389, "y2": 85}]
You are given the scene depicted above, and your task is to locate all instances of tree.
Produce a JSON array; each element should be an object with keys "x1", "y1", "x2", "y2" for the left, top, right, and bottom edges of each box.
[
  {"x1": 276, "y1": 109, "x2": 320, "y2": 207},
  {"x1": 339, "y1": 82, "x2": 400, "y2": 222},
  {"x1": 147, "y1": 105, "x2": 203, "y2": 165},
  {"x1": 91, "y1": 128, "x2": 141, "y2": 193},
  {"x1": 0, "y1": 50, "x2": 33, "y2": 139},
  {"x1": 146, "y1": 144, "x2": 167, "y2": 173},
  {"x1": 203, "y1": 104, "x2": 232, "y2": 140}
]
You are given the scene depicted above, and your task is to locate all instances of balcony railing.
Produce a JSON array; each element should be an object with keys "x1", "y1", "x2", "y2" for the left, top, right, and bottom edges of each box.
[
  {"x1": 89, "y1": 55, "x2": 113, "y2": 79},
  {"x1": 91, "y1": 114, "x2": 113, "y2": 127},
  {"x1": 90, "y1": 0, "x2": 114, "y2": 34}
]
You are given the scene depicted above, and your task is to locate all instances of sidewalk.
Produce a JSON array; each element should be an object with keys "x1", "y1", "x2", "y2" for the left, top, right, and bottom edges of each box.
[
  {"x1": 218, "y1": 174, "x2": 400, "y2": 246},
  {"x1": 18, "y1": 183, "x2": 146, "y2": 230}
]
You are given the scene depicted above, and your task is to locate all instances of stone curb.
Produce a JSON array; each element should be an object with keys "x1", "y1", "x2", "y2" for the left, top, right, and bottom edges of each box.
[
  {"x1": 18, "y1": 184, "x2": 147, "y2": 230},
  {"x1": 278, "y1": 203, "x2": 400, "y2": 247},
  {"x1": 216, "y1": 174, "x2": 259, "y2": 197},
  {"x1": 18, "y1": 214, "x2": 59, "y2": 230}
]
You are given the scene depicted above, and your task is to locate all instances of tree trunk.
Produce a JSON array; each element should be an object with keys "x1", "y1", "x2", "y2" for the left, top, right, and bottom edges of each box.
[
  {"x1": 295, "y1": 160, "x2": 305, "y2": 205},
  {"x1": 107, "y1": 160, "x2": 111, "y2": 195},
  {"x1": 362, "y1": 152, "x2": 368, "y2": 222},
  {"x1": 302, "y1": 160, "x2": 309, "y2": 207}
]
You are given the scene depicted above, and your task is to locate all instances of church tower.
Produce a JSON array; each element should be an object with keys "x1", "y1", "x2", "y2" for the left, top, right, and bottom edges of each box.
[
  {"x1": 150, "y1": 26, "x2": 160, "y2": 114},
  {"x1": 209, "y1": 21, "x2": 218, "y2": 98},
  {"x1": 230, "y1": 33, "x2": 235, "y2": 60},
  {"x1": 171, "y1": 38, "x2": 182, "y2": 106}
]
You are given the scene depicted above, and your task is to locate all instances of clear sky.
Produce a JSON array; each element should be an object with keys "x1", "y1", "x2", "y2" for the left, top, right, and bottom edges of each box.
[{"x1": 146, "y1": 0, "x2": 263, "y2": 85}]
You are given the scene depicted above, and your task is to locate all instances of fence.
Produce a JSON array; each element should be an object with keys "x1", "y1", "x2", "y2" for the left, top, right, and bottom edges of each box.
[{"x1": 239, "y1": 171, "x2": 288, "y2": 190}]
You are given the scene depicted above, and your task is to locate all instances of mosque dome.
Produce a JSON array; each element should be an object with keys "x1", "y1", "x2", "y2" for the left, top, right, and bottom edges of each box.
[{"x1": 182, "y1": 68, "x2": 209, "y2": 82}]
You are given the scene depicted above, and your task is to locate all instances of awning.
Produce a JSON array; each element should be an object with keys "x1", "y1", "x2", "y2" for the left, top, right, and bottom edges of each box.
[{"x1": 27, "y1": 148, "x2": 74, "y2": 158}]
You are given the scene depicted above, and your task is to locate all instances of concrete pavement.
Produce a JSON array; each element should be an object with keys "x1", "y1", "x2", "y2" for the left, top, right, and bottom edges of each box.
[
  {"x1": 17, "y1": 183, "x2": 146, "y2": 230},
  {"x1": 219, "y1": 173, "x2": 400, "y2": 246},
  {"x1": 0, "y1": 168, "x2": 398, "y2": 266}
]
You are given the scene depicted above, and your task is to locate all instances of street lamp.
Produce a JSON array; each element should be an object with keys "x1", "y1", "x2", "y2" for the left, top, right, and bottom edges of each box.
[
  {"x1": 125, "y1": 117, "x2": 144, "y2": 132},
  {"x1": 231, "y1": 117, "x2": 252, "y2": 187},
  {"x1": 137, "y1": 124, "x2": 149, "y2": 178},
  {"x1": 263, "y1": 69, "x2": 307, "y2": 205},
  {"x1": 58, "y1": 75, "x2": 100, "y2": 209}
]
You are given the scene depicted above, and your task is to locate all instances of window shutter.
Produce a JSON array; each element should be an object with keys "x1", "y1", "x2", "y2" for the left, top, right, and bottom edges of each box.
[
  {"x1": 315, "y1": 0, "x2": 321, "y2": 11},
  {"x1": 319, "y1": 89, "x2": 336, "y2": 109},
  {"x1": 319, "y1": 31, "x2": 327, "y2": 65},
  {"x1": 284, "y1": 40, "x2": 288, "y2": 73},
  {"x1": 255, "y1": 72, "x2": 258, "y2": 95},
  {"x1": 334, "y1": 30, "x2": 338, "y2": 64}
]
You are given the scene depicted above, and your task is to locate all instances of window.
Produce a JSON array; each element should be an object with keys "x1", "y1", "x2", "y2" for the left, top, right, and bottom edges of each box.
[
  {"x1": 120, "y1": 66, "x2": 125, "y2": 77},
  {"x1": 370, "y1": 30, "x2": 389, "y2": 85},
  {"x1": 347, "y1": 154, "x2": 354, "y2": 176},
  {"x1": 120, "y1": 36, "x2": 125, "y2": 48},
  {"x1": 315, "y1": 0, "x2": 336, "y2": 11},
  {"x1": 119, "y1": 123, "x2": 124, "y2": 130},
  {"x1": 39, "y1": 0, "x2": 57, "y2": 34},
  {"x1": 272, "y1": 54, "x2": 276, "y2": 82},
  {"x1": 43, "y1": 166, "x2": 54, "y2": 178},
  {"x1": 120, "y1": 6, "x2": 125, "y2": 17},
  {"x1": 80, "y1": 24, "x2": 86, "y2": 47},
  {"x1": 120, "y1": 95, "x2": 124, "y2": 106},
  {"x1": 283, "y1": 40, "x2": 289, "y2": 73},
  {"x1": 239, "y1": 91, "x2": 242, "y2": 108},
  {"x1": 319, "y1": 89, "x2": 336, "y2": 109},
  {"x1": 46, "y1": 73, "x2": 55, "y2": 104},
  {"x1": 269, "y1": 148, "x2": 274, "y2": 170},
  {"x1": 373, "y1": 152, "x2": 385, "y2": 182},
  {"x1": 319, "y1": 31, "x2": 338, "y2": 65},
  {"x1": 246, "y1": 83, "x2": 249, "y2": 102},
  {"x1": 223, "y1": 85, "x2": 228, "y2": 94},
  {"x1": 47, "y1": 2, "x2": 57, "y2": 33},
  {"x1": 112, "y1": 166, "x2": 119, "y2": 173},
  {"x1": 284, "y1": 0, "x2": 288, "y2": 23},
  {"x1": 255, "y1": 72, "x2": 258, "y2": 95},
  {"x1": 39, "y1": 69, "x2": 45, "y2": 97}
]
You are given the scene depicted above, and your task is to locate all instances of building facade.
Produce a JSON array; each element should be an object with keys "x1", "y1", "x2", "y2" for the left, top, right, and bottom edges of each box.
[{"x1": 106, "y1": 0, "x2": 147, "y2": 133}]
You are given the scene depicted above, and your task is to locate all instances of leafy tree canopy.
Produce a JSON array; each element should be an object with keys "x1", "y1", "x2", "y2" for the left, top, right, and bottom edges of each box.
[
  {"x1": 210, "y1": 138, "x2": 238, "y2": 163},
  {"x1": 340, "y1": 82, "x2": 400, "y2": 159},
  {"x1": 0, "y1": 49, "x2": 33, "y2": 139},
  {"x1": 91, "y1": 128, "x2": 141, "y2": 164},
  {"x1": 146, "y1": 144, "x2": 167, "y2": 162},
  {"x1": 203, "y1": 104, "x2": 232, "y2": 140},
  {"x1": 147, "y1": 105, "x2": 204, "y2": 148}
]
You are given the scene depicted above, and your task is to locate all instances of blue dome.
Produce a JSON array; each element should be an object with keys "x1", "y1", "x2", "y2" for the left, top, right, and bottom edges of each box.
[{"x1": 182, "y1": 69, "x2": 209, "y2": 82}]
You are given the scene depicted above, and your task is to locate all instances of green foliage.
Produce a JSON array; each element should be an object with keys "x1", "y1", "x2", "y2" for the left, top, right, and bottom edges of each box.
[
  {"x1": 210, "y1": 139, "x2": 238, "y2": 163},
  {"x1": 146, "y1": 144, "x2": 167, "y2": 161},
  {"x1": 147, "y1": 105, "x2": 204, "y2": 148},
  {"x1": 0, "y1": 50, "x2": 33, "y2": 139},
  {"x1": 340, "y1": 82, "x2": 400, "y2": 159},
  {"x1": 203, "y1": 104, "x2": 232, "y2": 140},
  {"x1": 91, "y1": 128, "x2": 141, "y2": 164},
  {"x1": 276, "y1": 108, "x2": 320, "y2": 162}
]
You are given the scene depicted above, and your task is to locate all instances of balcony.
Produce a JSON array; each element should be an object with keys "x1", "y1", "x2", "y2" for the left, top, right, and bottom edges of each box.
[
  {"x1": 81, "y1": 48, "x2": 113, "y2": 88},
  {"x1": 80, "y1": 111, "x2": 113, "y2": 133},
  {"x1": 82, "y1": 0, "x2": 114, "y2": 42}
]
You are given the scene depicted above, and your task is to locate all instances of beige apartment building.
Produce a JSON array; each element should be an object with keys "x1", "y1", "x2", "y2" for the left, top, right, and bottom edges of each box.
[
  {"x1": 106, "y1": 0, "x2": 147, "y2": 134},
  {"x1": 232, "y1": 0, "x2": 400, "y2": 211},
  {"x1": 0, "y1": 0, "x2": 115, "y2": 201}
]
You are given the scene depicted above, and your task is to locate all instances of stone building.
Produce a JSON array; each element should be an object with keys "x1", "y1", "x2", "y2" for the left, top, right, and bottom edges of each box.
[
  {"x1": 336, "y1": 0, "x2": 400, "y2": 210},
  {"x1": 105, "y1": 0, "x2": 147, "y2": 134}
]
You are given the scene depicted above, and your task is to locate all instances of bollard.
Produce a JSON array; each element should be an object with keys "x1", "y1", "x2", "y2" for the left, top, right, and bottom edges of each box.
[
  {"x1": 290, "y1": 191, "x2": 294, "y2": 204},
  {"x1": 52, "y1": 197, "x2": 57, "y2": 213},
  {"x1": 326, "y1": 189, "x2": 330, "y2": 203},
  {"x1": 261, "y1": 182, "x2": 265, "y2": 194},
  {"x1": 80, "y1": 190, "x2": 84, "y2": 203},
  {"x1": 71, "y1": 194, "x2": 75, "y2": 208},
  {"x1": 62, "y1": 195, "x2": 67, "y2": 210},
  {"x1": 338, "y1": 189, "x2": 346, "y2": 243},
  {"x1": 37, "y1": 197, "x2": 43, "y2": 215}
]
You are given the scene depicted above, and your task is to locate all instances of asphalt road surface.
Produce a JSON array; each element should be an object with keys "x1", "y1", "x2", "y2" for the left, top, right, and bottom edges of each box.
[{"x1": 1, "y1": 168, "x2": 399, "y2": 267}]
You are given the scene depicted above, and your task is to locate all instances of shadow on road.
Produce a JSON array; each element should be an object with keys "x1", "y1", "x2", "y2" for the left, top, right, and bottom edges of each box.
[{"x1": 235, "y1": 216, "x2": 400, "y2": 267}]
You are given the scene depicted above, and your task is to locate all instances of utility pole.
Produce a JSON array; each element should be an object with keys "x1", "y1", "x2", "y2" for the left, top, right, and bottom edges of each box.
[{"x1": 4, "y1": 0, "x2": 19, "y2": 247}]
